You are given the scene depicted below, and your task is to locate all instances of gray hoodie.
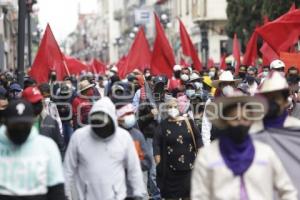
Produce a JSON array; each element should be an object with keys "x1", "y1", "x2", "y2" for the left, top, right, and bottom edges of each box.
[{"x1": 64, "y1": 97, "x2": 146, "y2": 200}]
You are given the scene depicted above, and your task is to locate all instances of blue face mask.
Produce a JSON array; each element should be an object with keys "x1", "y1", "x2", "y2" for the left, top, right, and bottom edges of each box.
[{"x1": 186, "y1": 89, "x2": 196, "y2": 98}]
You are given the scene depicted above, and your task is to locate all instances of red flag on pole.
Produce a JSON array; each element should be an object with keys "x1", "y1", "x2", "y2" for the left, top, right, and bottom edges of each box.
[
  {"x1": 151, "y1": 13, "x2": 176, "y2": 78},
  {"x1": 233, "y1": 33, "x2": 241, "y2": 75},
  {"x1": 89, "y1": 59, "x2": 106, "y2": 75},
  {"x1": 179, "y1": 19, "x2": 202, "y2": 71},
  {"x1": 220, "y1": 54, "x2": 227, "y2": 70},
  {"x1": 243, "y1": 31, "x2": 258, "y2": 66},
  {"x1": 29, "y1": 24, "x2": 68, "y2": 83},
  {"x1": 121, "y1": 27, "x2": 152, "y2": 78},
  {"x1": 64, "y1": 55, "x2": 88, "y2": 75}
]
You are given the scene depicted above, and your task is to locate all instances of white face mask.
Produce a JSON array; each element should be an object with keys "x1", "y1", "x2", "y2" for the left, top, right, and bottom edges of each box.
[
  {"x1": 180, "y1": 74, "x2": 189, "y2": 82},
  {"x1": 208, "y1": 71, "x2": 216, "y2": 78},
  {"x1": 186, "y1": 89, "x2": 196, "y2": 98},
  {"x1": 222, "y1": 85, "x2": 234, "y2": 96},
  {"x1": 262, "y1": 71, "x2": 269, "y2": 77},
  {"x1": 121, "y1": 114, "x2": 136, "y2": 129},
  {"x1": 168, "y1": 108, "x2": 180, "y2": 118}
]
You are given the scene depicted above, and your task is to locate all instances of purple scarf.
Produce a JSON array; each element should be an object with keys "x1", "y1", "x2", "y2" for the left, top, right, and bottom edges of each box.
[
  {"x1": 219, "y1": 135, "x2": 255, "y2": 176},
  {"x1": 263, "y1": 111, "x2": 288, "y2": 129}
]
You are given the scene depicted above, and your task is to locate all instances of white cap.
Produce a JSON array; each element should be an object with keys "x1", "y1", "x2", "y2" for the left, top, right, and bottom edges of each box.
[
  {"x1": 173, "y1": 65, "x2": 182, "y2": 71},
  {"x1": 270, "y1": 59, "x2": 285, "y2": 69}
]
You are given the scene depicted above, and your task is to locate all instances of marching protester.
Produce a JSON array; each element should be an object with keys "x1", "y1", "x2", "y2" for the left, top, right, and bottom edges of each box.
[
  {"x1": 191, "y1": 90, "x2": 297, "y2": 200},
  {"x1": 0, "y1": 99, "x2": 65, "y2": 200},
  {"x1": 252, "y1": 71, "x2": 300, "y2": 198},
  {"x1": 154, "y1": 98, "x2": 202, "y2": 200},
  {"x1": 64, "y1": 97, "x2": 146, "y2": 200},
  {"x1": 201, "y1": 70, "x2": 241, "y2": 145},
  {"x1": 22, "y1": 86, "x2": 66, "y2": 158}
]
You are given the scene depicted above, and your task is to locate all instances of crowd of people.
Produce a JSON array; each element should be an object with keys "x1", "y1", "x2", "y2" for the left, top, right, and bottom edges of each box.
[{"x1": 0, "y1": 59, "x2": 300, "y2": 200}]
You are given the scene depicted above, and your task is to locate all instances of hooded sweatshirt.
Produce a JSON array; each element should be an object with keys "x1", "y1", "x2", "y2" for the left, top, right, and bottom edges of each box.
[
  {"x1": 0, "y1": 126, "x2": 64, "y2": 199},
  {"x1": 64, "y1": 97, "x2": 146, "y2": 200}
]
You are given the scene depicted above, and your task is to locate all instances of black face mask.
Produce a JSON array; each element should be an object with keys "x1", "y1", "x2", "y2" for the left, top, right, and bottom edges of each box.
[
  {"x1": 32, "y1": 101, "x2": 43, "y2": 116},
  {"x1": 145, "y1": 75, "x2": 152, "y2": 81},
  {"x1": 174, "y1": 71, "x2": 181, "y2": 79},
  {"x1": 223, "y1": 125, "x2": 250, "y2": 144},
  {"x1": 265, "y1": 100, "x2": 281, "y2": 119},
  {"x1": 239, "y1": 72, "x2": 246, "y2": 79},
  {"x1": 91, "y1": 117, "x2": 115, "y2": 138},
  {"x1": 50, "y1": 74, "x2": 56, "y2": 82},
  {"x1": 246, "y1": 76, "x2": 255, "y2": 85},
  {"x1": 6, "y1": 123, "x2": 32, "y2": 145}
]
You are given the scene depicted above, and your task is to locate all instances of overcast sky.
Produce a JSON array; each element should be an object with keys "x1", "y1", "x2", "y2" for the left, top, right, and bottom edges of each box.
[{"x1": 37, "y1": 0, "x2": 98, "y2": 43}]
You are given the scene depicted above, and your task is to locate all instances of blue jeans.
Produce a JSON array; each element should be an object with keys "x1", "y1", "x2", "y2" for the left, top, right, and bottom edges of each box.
[
  {"x1": 63, "y1": 121, "x2": 73, "y2": 146},
  {"x1": 146, "y1": 138, "x2": 161, "y2": 200}
]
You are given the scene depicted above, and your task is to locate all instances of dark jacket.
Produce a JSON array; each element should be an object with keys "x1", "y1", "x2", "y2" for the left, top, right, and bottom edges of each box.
[{"x1": 40, "y1": 115, "x2": 66, "y2": 159}]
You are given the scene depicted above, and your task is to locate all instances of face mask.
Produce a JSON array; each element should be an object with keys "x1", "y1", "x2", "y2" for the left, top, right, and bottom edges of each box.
[
  {"x1": 6, "y1": 123, "x2": 32, "y2": 145},
  {"x1": 180, "y1": 74, "x2": 189, "y2": 82},
  {"x1": 262, "y1": 71, "x2": 269, "y2": 77},
  {"x1": 186, "y1": 89, "x2": 196, "y2": 98},
  {"x1": 91, "y1": 114, "x2": 115, "y2": 138},
  {"x1": 208, "y1": 71, "x2": 216, "y2": 78},
  {"x1": 246, "y1": 76, "x2": 255, "y2": 85},
  {"x1": 121, "y1": 114, "x2": 136, "y2": 129},
  {"x1": 265, "y1": 100, "x2": 281, "y2": 119},
  {"x1": 174, "y1": 71, "x2": 181, "y2": 79},
  {"x1": 168, "y1": 108, "x2": 180, "y2": 118},
  {"x1": 238, "y1": 72, "x2": 246, "y2": 79},
  {"x1": 32, "y1": 101, "x2": 43, "y2": 116},
  {"x1": 50, "y1": 74, "x2": 56, "y2": 82},
  {"x1": 222, "y1": 85, "x2": 234, "y2": 96},
  {"x1": 224, "y1": 125, "x2": 250, "y2": 144}
]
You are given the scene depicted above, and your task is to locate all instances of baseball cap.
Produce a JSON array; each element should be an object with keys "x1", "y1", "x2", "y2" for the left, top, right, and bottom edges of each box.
[
  {"x1": 5, "y1": 99, "x2": 34, "y2": 124},
  {"x1": 270, "y1": 59, "x2": 285, "y2": 69},
  {"x1": 9, "y1": 83, "x2": 22, "y2": 92},
  {"x1": 22, "y1": 86, "x2": 43, "y2": 103}
]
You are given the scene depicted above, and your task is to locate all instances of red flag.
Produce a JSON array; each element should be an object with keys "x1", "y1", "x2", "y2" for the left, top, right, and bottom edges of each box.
[
  {"x1": 233, "y1": 33, "x2": 241, "y2": 75},
  {"x1": 220, "y1": 54, "x2": 227, "y2": 70},
  {"x1": 151, "y1": 13, "x2": 176, "y2": 78},
  {"x1": 64, "y1": 55, "x2": 88, "y2": 75},
  {"x1": 207, "y1": 58, "x2": 215, "y2": 68},
  {"x1": 121, "y1": 27, "x2": 152, "y2": 78},
  {"x1": 289, "y1": 3, "x2": 296, "y2": 12},
  {"x1": 256, "y1": 10, "x2": 300, "y2": 54},
  {"x1": 90, "y1": 59, "x2": 106, "y2": 74},
  {"x1": 29, "y1": 24, "x2": 68, "y2": 83},
  {"x1": 180, "y1": 57, "x2": 189, "y2": 67},
  {"x1": 260, "y1": 42, "x2": 279, "y2": 66},
  {"x1": 116, "y1": 55, "x2": 127, "y2": 76},
  {"x1": 179, "y1": 19, "x2": 202, "y2": 71},
  {"x1": 243, "y1": 31, "x2": 258, "y2": 66}
]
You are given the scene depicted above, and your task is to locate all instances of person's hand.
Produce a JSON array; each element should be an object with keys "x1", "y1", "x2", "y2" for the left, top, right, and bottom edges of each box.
[{"x1": 151, "y1": 108, "x2": 158, "y2": 116}]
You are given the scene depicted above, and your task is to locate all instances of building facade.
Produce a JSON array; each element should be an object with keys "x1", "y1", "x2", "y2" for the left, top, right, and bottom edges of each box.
[
  {"x1": 0, "y1": 0, "x2": 18, "y2": 71},
  {"x1": 66, "y1": 0, "x2": 228, "y2": 67}
]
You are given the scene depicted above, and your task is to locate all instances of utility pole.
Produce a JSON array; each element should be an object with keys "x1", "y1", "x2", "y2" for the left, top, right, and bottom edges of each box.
[{"x1": 17, "y1": 0, "x2": 26, "y2": 88}]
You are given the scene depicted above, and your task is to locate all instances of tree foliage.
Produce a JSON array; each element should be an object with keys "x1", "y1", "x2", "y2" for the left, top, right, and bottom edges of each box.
[{"x1": 226, "y1": 0, "x2": 300, "y2": 52}]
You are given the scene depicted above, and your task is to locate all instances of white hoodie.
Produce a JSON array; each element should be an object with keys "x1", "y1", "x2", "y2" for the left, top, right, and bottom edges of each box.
[{"x1": 64, "y1": 97, "x2": 146, "y2": 200}]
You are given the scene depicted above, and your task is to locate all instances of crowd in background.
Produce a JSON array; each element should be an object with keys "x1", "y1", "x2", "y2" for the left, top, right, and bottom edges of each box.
[{"x1": 0, "y1": 59, "x2": 300, "y2": 200}]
